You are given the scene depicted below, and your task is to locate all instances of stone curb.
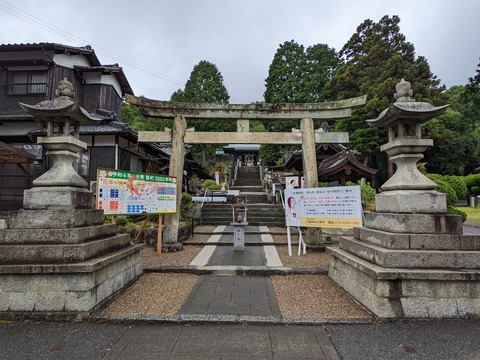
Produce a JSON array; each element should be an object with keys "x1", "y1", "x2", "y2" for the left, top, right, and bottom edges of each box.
[
  {"x1": 143, "y1": 265, "x2": 328, "y2": 276},
  {"x1": 92, "y1": 313, "x2": 373, "y2": 325}
]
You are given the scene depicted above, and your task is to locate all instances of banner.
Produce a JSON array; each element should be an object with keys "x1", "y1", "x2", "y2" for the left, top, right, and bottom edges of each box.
[
  {"x1": 285, "y1": 186, "x2": 362, "y2": 228},
  {"x1": 96, "y1": 168, "x2": 177, "y2": 215}
]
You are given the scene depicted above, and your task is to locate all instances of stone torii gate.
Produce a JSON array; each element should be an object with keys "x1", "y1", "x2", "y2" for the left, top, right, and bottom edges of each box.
[{"x1": 126, "y1": 94, "x2": 366, "y2": 249}]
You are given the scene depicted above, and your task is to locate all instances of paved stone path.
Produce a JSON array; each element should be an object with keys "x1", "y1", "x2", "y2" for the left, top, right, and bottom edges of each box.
[
  {"x1": 180, "y1": 275, "x2": 280, "y2": 316},
  {"x1": 182, "y1": 225, "x2": 282, "y2": 317}
]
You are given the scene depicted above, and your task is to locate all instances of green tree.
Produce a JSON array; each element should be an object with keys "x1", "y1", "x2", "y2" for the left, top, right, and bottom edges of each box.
[
  {"x1": 423, "y1": 108, "x2": 480, "y2": 175},
  {"x1": 326, "y1": 15, "x2": 445, "y2": 181},
  {"x1": 460, "y1": 59, "x2": 480, "y2": 128},
  {"x1": 261, "y1": 40, "x2": 341, "y2": 165},
  {"x1": 122, "y1": 102, "x2": 172, "y2": 131},
  {"x1": 170, "y1": 60, "x2": 234, "y2": 162},
  {"x1": 171, "y1": 60, "x2": 230, "y2": 105}
]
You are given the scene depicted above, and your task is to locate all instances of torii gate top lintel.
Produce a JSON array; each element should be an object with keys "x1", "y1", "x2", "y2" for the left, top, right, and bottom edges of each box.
[
  {"x1": 124, "y1": 93, "x2": 367, "y2": 245},
  {"x1": 125, "y1": 94, "x2": 367, "y2": 121}
]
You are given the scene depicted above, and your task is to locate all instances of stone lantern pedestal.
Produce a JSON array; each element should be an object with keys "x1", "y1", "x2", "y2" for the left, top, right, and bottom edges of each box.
[
  {"x1": 328, "y1": 80, "x2": 480, "y2": 319},
  {"x1": 0, "y1": 79, "x2": 143, "y2": 320}
]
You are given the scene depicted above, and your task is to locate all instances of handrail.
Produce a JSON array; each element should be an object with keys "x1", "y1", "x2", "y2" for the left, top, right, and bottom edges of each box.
[
  {"x1": 200, "y1": 188, "x2": 209, "y2": 208},
  {"x1": 277, "y1": 185, "x2": 285, "y2": 209}
]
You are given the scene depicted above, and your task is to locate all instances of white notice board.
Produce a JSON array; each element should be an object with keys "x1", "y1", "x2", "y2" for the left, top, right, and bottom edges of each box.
[{"x1": 285, "y1": 186, "x2": 362, "y2": 228}]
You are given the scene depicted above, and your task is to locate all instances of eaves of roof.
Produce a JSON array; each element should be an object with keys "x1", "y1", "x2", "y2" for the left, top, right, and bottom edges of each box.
[
  {"x1": 0, "y1": 42, "x2": 101, "y2": 66},
  {"x1": 75, "y1": 64, "x2": 134, "y2": 95}
]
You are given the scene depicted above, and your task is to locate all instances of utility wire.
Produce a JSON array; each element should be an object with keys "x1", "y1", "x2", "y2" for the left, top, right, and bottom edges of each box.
[
  {"x1": 0, "y1": 0, "x2": 185, "y2": 86},
  {"x1": 0, "y1": 0, "x2": 250, "y2": 102}
]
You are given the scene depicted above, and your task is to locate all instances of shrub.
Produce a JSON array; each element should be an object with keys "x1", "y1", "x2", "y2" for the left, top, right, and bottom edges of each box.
[
  {"x1": 470, "y1": 186, "x2": 480, "y2": 196},
  {"x1": 433, "y1": 179, "x2": 458, "y2": 207},
  {"x1": 448, "y1": 206, "x2": 467, "y2": 222},
  {"x1": 444, "y1": 176, "x2": 468, "y2": 200},
  {"x1": 202, "y1": 179, "x2": 216, "y2": 190},
  {"x1": 463, "y1": 174, "x2": 480, "y2": 190},
  {"x1": 346, "y1": 180, "x2": 376, "y2": 210}
]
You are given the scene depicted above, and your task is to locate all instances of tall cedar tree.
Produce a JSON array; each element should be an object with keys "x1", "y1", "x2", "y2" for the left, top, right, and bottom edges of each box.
[
  {"x1": 171, "y1": 60, "x2": 233, "y2": 162},
  {"x1": 262, "y1": 40, "x2": 341, "y2": 164},
  {"x1": 422, "y1": 60, "x2": 480, "y2": 175},
  {"x1": 326, "y1": 15, "x2": 445, "y2": 180}
]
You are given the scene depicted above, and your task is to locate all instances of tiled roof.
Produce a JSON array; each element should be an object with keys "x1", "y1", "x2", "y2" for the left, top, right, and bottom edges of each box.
[{"x1": 0, "y1": 42, "x2": 101, "y2": 66}]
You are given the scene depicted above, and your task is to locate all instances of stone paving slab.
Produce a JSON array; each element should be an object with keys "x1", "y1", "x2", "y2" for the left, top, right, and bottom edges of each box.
[
  {"x1": 103, "y1": 323, "x2": 339, "y2": 360},
  {"x1": 179, "y1": 275, "x2": 280, "y2": 317},
  {"x1": 208, "y1": 246, "x2": 266, "y2": 266}
]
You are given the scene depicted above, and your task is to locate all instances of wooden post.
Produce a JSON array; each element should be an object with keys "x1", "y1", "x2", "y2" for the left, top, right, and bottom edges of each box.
[{"x1": 157, "y1": 214, "x2": 164, "y2": 256}]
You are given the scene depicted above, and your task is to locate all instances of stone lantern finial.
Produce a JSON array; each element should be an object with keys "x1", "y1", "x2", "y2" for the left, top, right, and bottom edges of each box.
[
  {"x1": 393, "y1": 78, "x2": 414, "y2": 102},
  {"x1": 55, "y1": 77, "x2": 75, "y2": 99}
]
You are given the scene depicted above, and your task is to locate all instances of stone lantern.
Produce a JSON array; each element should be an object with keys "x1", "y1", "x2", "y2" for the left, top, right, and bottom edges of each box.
[
  {"x1": 366, "y1": 78, "x2": 448, "y2": 213},
  {"x1": 19, "y1": 78, "x2": 102, "y2": 209},
  {"x1": 0, "y1": 78, "x2": 143, "y2": 318}
]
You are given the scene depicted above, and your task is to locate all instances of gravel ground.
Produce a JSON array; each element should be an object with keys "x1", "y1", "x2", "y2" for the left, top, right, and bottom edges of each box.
[
  {"x1": 100, "y1": 273, "x2": 199, "y2": 315},
  {"x1": 276, "y1": 245, "x2": 331, "y2": 269},
  {"x1": 140, "y1": 246, "x2": 202, "y2": 268},
  {"x1": 271, "y1": 275, "x2": 371, "y2": 319},
  {"x1": 101, "y1": 226, "x2": 366, "y2": 319}
]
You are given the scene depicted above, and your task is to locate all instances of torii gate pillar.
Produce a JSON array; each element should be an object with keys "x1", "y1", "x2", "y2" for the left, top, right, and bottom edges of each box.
[
  {"x1": 301, "y1": 117, "x2": 318, "y2": 188},
  {"x1": 163, "y1": 115, "x2": 186, "y2": 249}
]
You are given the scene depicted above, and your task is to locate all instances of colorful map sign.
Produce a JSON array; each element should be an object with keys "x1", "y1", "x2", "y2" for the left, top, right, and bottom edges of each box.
[
  {"x1": 96, "y1": 168, "x2": 177, "y2": 215},
  {"x1": 285, "y1": 186, "x2": 362, "y2": 228}
]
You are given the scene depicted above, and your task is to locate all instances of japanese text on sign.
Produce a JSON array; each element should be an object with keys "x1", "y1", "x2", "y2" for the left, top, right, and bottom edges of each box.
[
  {"x1": 285, "y1": 186, "x2": 362, "y2": 228},
  {"x1": 96, "y1": 168, "x2": 177, "y2": 215}
]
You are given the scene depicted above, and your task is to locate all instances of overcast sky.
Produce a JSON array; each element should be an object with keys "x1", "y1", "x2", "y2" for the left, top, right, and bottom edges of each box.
[{"x1": 1, "y1": 0, "x2": 479, "y2": 103}]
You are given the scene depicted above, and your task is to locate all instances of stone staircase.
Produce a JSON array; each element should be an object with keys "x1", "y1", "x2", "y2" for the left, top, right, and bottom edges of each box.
[
  {"x1": 199, "y1": 203, "x2": 285, "y2": 226},
  {"x1": 200, "y1": 166, "x2": 285, "y2": 226}
]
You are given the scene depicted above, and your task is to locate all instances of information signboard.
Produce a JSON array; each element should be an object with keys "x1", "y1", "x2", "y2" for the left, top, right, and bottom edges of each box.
[
  {"x1": 285, "y1": 186, "x2": 362, "y2": 228},
  {"x1": 96, "y1": 168, "x2": 177, "y2": 215}
]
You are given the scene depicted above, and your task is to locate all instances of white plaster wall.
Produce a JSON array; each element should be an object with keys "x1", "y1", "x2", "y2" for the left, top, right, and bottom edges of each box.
[
  {"x1": 54, "y1": 54, "x2": 90, "y2": 68},
  {"x1": 93, "y1": 135, "x2": 115, "y2": 146},
  {"x1": 53, "y1": 54, "x2": 123, "y2": 97}
]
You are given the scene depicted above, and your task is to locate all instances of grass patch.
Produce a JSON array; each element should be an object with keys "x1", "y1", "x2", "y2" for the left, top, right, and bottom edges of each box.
[{"x1": 457, "y1": 206, "x2": 480, "y2": 225}]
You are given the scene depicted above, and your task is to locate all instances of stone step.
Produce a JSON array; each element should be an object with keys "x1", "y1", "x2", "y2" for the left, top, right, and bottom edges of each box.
[
  {"x1": 200, "y1": 204, "x2": 285, "y2": 226},
  {"x1": 0, "y1": 224, "x2": 118, "y2": 244},
  {"x1": 339, "y1": 236, "x2": 480, "y2": 269},
  {"x1": 354, "y1": 227, "x2": 480, "y2": 251},
  {"x1": 0, "y1": 233, "x2": 131, "y2": 264},
  {"x1": 365, "y1": 212, "x2": 463, "y2": 235},
  {"x1": 8, "y1": 209, "x2": 105, "y2": 229}
]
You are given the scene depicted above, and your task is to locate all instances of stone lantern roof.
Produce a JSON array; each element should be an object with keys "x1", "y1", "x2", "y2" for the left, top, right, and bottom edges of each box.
[
  {"x1": 19, "y1": 78, "x2": 103, "y2": 126},
  {"x1": 366, "y1": 79, "x2": 448, "y2": 128}
]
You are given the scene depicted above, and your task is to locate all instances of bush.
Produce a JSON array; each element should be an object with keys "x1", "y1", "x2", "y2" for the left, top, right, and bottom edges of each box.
[
  {"x1": 346, "y1": 180, "x2": 376, "y2": 210},
  {"x1": 448, "y1": 206, "x2": 467, "y2": 222},
  {"x1": 463, "y1": 174, "x2": 480, "y2": 190},
  {"x1": 470, "y1": 186, "x2": 480, "y2": 196},
  {"x1": 180, "y1": 192, "x2": 196, "y2": 220},
  {"x1": 444, "y1": 175, "x2": 468, "y2": 200},
  {"x1": 433, "y1": 179, "x2": 458, "y2": 206},
  {"x1": 202, "y1": 179, "x2": 216, "y2": 189}
]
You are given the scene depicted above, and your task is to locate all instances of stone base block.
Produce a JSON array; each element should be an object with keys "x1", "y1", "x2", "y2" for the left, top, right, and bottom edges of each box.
[
  {"x1": 365, "y1": 212, "x2": 462, "y2": 234},
  {"x1": 354, "y1": 227, "x2": 480, "y2": 251},
  {"x1": 0, "y1": 234, "x2": 130, "y2": 264},
  {"x1": 339, "y1": 237, "x2": 480, "y2": 269},
  {"x1": 8, "y1": 209, "x2": 104, "y2": 229},
  {"x1": 375, "y1": 190, "x2": 447, "y2": 214},
  {"x1": 23, "y1": 186, "x2": 94, "y2": 210},
  {"x1": 328, "y1": 246, "x2": 480, "y2": 318},
  {"x1": 0, "y1": 224, "x2": 118, "y2": 245},
  {"x1": 0, "y1": 246, "x2": 143, "y2": 320}
]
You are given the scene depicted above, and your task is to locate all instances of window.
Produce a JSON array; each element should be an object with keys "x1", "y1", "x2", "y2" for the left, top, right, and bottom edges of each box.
[
  {"x1": 7, "y1": 71, "x2": 47, "y2": 95},
  {"x1": 74, "y1": 149, "x2": 90, "y2": 177}
]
